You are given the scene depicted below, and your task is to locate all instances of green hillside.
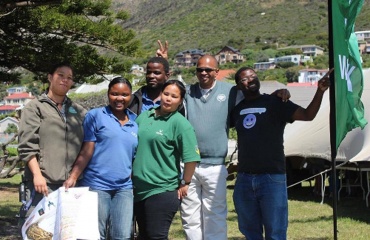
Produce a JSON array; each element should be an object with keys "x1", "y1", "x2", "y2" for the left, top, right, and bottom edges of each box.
[{"x1": 112, "y1": 0, "x2": 370, "y2": 56}]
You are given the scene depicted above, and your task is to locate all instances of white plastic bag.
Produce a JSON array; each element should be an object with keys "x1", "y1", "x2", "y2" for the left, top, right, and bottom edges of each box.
[{"x1": 22, "y1": 187, "x2": 99, "y2": 240}]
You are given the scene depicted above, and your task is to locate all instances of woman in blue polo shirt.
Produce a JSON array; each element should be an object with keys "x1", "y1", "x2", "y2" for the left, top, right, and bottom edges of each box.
[{"x1": 64, "y1": 77, "x2": 138, "y2": 239}]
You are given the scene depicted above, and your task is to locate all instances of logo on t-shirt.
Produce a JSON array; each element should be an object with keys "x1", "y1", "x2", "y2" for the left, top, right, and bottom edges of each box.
[
  {"x1": 240, "y1": 108, "x2": 266, "y2": 129},
  {"x1": 156, "y1": 129, "x2": 163, "y2": 136},
  {"x1": 68, "y1": 106, "x2": 77, "y2": 114},
  {"x1": 216, "y1": 94, "x2": 226, "y2": 102},
  {"x1": 195, "y1": 145, "x2": 200, "y2": 155},
  {"x1": 243, "y1": 114, "x2": 256, "y2": 129}
]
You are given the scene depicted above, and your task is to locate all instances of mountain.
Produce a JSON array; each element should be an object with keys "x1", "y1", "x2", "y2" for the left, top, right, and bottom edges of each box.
[{"x1": 111, "y1": 0, "x2": 370, "y2": 55}]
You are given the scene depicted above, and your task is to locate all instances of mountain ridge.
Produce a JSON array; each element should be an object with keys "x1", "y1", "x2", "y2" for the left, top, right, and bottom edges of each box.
[{"x1": 111, "y1": 0, "x2": 370, "y2": 56}]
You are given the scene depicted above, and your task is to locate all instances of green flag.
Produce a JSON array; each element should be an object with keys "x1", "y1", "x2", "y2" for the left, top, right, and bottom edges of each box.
[{"x1": 332, "y1": 0, "x2": 367, "y2": 150}]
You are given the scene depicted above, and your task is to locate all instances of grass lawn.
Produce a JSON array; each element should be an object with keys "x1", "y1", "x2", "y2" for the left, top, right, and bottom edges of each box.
[{"x1": 1, "y1": 175, "x2": 369, "y2": 239}]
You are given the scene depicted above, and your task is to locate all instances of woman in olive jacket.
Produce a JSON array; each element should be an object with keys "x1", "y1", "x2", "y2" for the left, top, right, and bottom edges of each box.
[{"x1": 17, "y1": 62, "x2": 86, "y2": 225}]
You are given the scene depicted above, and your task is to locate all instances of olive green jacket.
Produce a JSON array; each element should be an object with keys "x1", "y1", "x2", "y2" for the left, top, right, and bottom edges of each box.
[{"x1": 18, "y1": 94, "x2": 86, "y2": 184}]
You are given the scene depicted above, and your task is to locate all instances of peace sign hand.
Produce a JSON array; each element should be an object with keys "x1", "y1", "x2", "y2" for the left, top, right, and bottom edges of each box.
[{"x1": 156, "y1": 40, "x2": 169, "y2": 59}]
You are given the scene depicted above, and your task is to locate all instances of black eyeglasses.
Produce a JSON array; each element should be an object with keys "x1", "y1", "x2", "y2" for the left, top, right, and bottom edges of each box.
[
  {"x1": 239, "y1": 75, "x2": 258, "y2": 83},
  {"x1": 196, "y1": 68, "x2": 216, "y2": 73}
]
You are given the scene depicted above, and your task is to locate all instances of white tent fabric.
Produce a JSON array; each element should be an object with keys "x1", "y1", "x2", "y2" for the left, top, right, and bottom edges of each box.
[
  {"x1": 263, "y1": 68, "x2": 370, "y2": 163},
  {"x1": 74, "y1": 80, "x2": 110, "y2": 94},
  {"x1": 344, "y1": 69, "x2": 370, "y2": 163}
]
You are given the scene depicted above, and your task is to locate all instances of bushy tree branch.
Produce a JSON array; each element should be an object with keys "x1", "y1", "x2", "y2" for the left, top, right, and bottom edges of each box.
[
  {"x1": 0, "y1": 0, "x2": 142, "y2": 83},
  {"x1": 0, "y1": 133, "x2": 19, "y2": 178}
]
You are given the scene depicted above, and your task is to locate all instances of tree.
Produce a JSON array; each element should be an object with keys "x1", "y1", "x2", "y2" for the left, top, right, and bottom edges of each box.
[
  {"x1": 258, "y1": 68, "x2": 287, "y2": 83},
  {"x1": 0, "y1": 1, "x2": 62, "y2": 11},
  {"x1": 0, "y1": 0, "x2": 143, "y2": 178},
  {"x1": 0, "y1": 133, "x2": 19, "y2": 178},
  {"x1": 361, "y1": 54, "x2": 370, "y2": 68},
  {"x1": 0, "y1": 0, "x2": 142, "y2": 83},
  {"x1": 312, "y1": 54, "x2": 329, "y2": 69},
  {"x1": 276, "y1": 48, "x2": 303, "y2": 57},
  {"x1": 4, "y1": 123, "x2": 18, "y2": 134},
  {"x1": 276, "y1": 62, "x2": 296, "y2": 69},
  {"x1": 285, "y1": 66, "x2": 303, "y2": 83}
]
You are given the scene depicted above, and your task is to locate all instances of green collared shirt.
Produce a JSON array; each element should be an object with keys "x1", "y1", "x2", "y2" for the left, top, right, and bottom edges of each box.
[{"x1": 132, "y1": 107, "x2": 200, "y2": 202}]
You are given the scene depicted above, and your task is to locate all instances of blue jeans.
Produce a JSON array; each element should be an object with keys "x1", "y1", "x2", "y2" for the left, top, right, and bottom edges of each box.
[
  {"x1": 92, "y1": 188, "x2": 133, "y2": 240},
  {"x1": 233, "y1": 173, "x2": 288, "y2": 240}
]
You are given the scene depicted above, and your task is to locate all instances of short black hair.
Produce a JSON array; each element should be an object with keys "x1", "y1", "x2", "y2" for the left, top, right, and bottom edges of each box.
[
  {"x1": 108, "y1": 77, "x2": 132, "y2": 91},
  {"x1": 147, "y1": 57, "x2": 170, "y2": 73},
  {"x1": 162, "y1": 79, "x2": 186, "y2": 99},
  {"x1": 234, "y1": 66, "x2": 255, "y2": 84},
  {"x1": 48, "y1": 62, "x2": 73, "y2": 75}
]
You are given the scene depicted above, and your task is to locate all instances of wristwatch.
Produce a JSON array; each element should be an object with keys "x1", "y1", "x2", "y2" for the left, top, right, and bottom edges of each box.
[{"x1": 180, "y1": 179, "x2": 191, "y2": 185}]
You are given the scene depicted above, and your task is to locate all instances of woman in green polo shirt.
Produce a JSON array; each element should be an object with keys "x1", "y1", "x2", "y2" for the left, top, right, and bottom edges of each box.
[{"x1": 132, "y1": 79, "x2": 201, "y2": 239}]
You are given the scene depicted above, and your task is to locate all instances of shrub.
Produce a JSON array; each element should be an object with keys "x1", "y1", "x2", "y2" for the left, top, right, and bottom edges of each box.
[{"x1": 6, "y1": 147, "x2": 18, "y2": 157}]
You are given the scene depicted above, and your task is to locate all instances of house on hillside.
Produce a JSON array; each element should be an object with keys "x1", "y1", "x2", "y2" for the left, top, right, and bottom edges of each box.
[
  {"x1": 298, "y1": 69, "x2": 329, "y2": 84},
  {"x1": 0, "y1": 105, "x2": 20, "y2": 115},
  {"x1": 355, "y1": 30, "x2": 370, "y2": 54},
  {"x1": 215, "y1": 46, "x2": 244, "y2": 65},
  {"x1": 0, "y1": 116, "x2": 19, "y2": 132},
  {"x1": 0, "y1": 116, "x2": 18, "y2": 143},
  {"x1": 300, "y1": 45, "x2": 324, "y2": 56},
  {"x1": 275, "y1": 54, "x2": 312, "y2": 66},
  {"x1": 4, "y1": 92, "x2": 34, "y2": 106},
  {"x1": 0, "y1": 92, "x2": 34, "y2": 115},
  {"x1": 253, "y1": 55, "x2": 311, "y2": 71},
  {"x1": 254, "y1": 61, "x2": 276, "y2": 71},
  {"x1": 358, "y1": 42, "x2": 370, "y2": 55},
  {"x1": 174, "y1": 49, "x2": 204, "y2": 67},
  {"x1": 355, "y1": 30, "x2": 370, "y2": 42},
  {"x1": 130, "y1": 64, "x2": 145, "y2": 76},
  {"x1": 6, "y1": 86, "x2": 27, "y2": 95},
  {"x1": 278, "y1": 45, "x2": 324, "y2": 57}
]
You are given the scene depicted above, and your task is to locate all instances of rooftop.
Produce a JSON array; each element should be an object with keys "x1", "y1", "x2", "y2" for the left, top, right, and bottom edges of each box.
[
  {"x1": 216, "y1": 69, "x2": 235, "y2": 81},
  {"x1": 5, "y1": 92, "x2": 33, "y2": 99}
]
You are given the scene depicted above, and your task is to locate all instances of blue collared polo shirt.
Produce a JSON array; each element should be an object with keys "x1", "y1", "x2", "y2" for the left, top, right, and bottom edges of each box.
[
  {"x1": 141, "y1": 89, "x2": 161, "y2": 113},
  {"x1": 79, "y1": 106, "x2": 138, "y2": 190}
]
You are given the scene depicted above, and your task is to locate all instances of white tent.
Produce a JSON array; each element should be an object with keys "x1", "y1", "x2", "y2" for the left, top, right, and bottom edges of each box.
[
  {"x1": 258, "y1": 68, "x2": 370, "y2": 164},
  {"x1": 256, "y1": 71, "x2": 370, "y2": 205},
  {"x1": 73, "y1": 80, "x2": 110, "y2": 94}
]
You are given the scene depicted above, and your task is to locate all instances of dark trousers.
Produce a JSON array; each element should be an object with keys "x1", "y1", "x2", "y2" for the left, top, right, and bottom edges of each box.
[{"x1": 134, "y1": 190, "x2": 180, "y2": 240}]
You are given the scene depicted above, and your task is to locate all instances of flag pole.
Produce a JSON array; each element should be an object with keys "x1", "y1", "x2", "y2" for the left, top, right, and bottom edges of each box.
[{"x1": 328, "y1": 0, "x2": 338, "y2": 239}]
